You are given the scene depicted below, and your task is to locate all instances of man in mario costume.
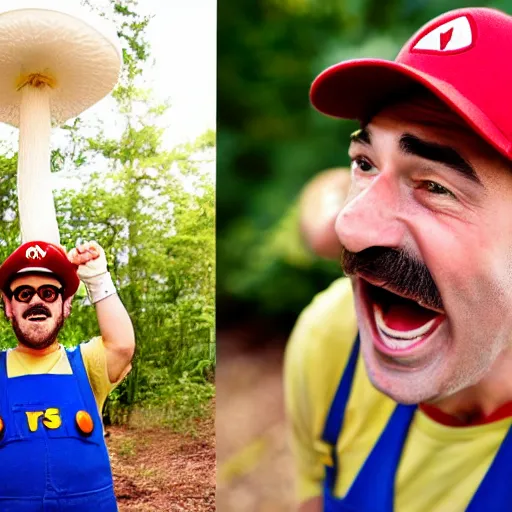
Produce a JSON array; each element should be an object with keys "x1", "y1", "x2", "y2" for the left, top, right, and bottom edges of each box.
[
  {"x1": 0, "y1": 239, "x2": 134, "y2": 511},
  {"x1": 284, "y1": 7, "x2": 512, "y2": 512}
]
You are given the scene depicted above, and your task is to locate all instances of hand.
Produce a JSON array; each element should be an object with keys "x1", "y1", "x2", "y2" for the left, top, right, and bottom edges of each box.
[{"x1": 67, "y1": 240, "x2": 108, "y2": 281}]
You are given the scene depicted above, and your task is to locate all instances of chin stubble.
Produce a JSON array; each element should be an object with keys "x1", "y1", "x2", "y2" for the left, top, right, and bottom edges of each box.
[{"x1": 12, "y1": 312, "x2": 64, "y2": 350}]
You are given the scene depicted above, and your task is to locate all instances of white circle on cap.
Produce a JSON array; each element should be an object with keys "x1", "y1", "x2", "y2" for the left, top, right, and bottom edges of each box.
[{"x1": 412, "y1": 16, "x2": 473, "y2": 53}]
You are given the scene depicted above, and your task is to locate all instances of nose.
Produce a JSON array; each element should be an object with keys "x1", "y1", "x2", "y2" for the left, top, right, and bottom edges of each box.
[
  {"x1": 28, "y1": 294, "x2": 40, "y2": 304},
  {"x1": 26, "y1": 293, "x2": 44, "y2": 307},
  {"x1": 335, "y1": 171, "x2": 406, "y2": 253}
]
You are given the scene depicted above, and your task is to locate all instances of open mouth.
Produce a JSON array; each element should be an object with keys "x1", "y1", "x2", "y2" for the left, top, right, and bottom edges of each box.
[
  {"x1": 362, "y1": 280, "x2": 446, "y2": 355},
  {"x1": 24, "y1": 306, "x2": 51, "y2": 323},
  {"x1": 27, "y1": 315, "x2": 49, "y2": 322}
]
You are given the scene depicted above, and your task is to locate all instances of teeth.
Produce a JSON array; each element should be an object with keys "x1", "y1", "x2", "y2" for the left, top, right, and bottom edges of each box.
[{"x1": 374, "y1": 305, "x2": 437, "y2": 350}]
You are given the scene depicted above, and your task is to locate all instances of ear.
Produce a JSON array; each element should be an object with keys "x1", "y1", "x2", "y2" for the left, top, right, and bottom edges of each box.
[
  {"x1": 63, "y1": 295, "x2": 74, "y2": 318},
  {"x1": 2, "y1": 292, "x2": 12, "y2": 320}
]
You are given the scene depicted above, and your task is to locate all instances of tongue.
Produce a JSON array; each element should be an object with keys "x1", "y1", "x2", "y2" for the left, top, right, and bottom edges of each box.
[{"x1": 382, "y1": 299, "x2": 439, "y2": 331}]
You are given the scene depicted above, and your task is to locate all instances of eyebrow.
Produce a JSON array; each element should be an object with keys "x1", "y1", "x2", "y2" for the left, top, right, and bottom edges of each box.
[
  {"x1": 350, "y1": 128, "x2": 371, "y2": 146},
  {"x1": 350, "y1": 127, "x2": 483, "y2": 186},
  {"x1": 399, "y1": 133, "x2": 482, "y2": 186}
]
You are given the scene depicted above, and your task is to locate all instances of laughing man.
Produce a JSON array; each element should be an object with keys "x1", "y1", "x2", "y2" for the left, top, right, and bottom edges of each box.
[{"x1": 285, "y1": 7, "x2": 512, "y2": 512}]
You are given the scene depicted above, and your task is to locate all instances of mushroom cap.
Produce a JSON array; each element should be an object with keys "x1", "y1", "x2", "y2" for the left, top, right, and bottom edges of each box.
[{"x1": 0, "y1": 0, "x2": 122, "y2": 126}]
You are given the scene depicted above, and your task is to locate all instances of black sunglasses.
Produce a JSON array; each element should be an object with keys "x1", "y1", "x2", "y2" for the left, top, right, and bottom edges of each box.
[{"x1": 9, "y1": 284, "x2": 64, "y2": 304}]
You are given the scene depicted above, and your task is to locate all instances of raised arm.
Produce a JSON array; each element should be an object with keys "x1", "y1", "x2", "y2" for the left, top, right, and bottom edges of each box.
[{"x1": 68, "y1": 241, "x2": 135, "y2": 383}]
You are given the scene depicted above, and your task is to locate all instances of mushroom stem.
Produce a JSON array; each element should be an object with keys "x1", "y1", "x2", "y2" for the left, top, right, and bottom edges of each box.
[{"x1": 17, "y1": 81, "x2": 60, "y2": 245}]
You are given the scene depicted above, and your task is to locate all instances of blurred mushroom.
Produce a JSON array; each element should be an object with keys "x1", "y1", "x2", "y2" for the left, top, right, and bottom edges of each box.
[
  {"x1": 299, "y1": 168, "x2": 352, "y2": 260},
  {"x1": 0, "y1": 0, "x2": 122, "y2": 244}
]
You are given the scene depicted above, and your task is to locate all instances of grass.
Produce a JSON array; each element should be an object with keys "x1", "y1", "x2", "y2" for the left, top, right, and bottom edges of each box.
[
  {"x1": 118, "y1": 438, "x2": 137, "y2": 458},
  {"x1": 106, "y1": 369, "x2": 215, "y2": 435}
]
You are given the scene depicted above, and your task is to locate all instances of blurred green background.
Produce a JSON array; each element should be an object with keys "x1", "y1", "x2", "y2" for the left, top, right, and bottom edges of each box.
[
  {"x1": 217, "y1": 2, "x2": 512, "y2": 509},
  {"x1": 217, "y1": 0, "x2": 505, "y2": 333}
]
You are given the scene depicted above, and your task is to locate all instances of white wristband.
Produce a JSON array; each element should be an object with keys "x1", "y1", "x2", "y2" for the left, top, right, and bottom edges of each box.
[{"x1": 83, "y1": 271, "x2": 117, "y2": 304}]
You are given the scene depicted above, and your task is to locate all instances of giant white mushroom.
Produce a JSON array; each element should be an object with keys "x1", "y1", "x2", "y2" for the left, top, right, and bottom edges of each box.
[{"x1": 0, "y1": 0, "x2": 122, "y2": 244}]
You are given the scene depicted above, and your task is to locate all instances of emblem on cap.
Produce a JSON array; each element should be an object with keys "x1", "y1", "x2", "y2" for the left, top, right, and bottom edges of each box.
[
  {"x1": 411, "y1": 15, "x2": 475, "y2": 54},
  {"x1": 25, "y1": 245, "x2": 47, "y2": 261}
]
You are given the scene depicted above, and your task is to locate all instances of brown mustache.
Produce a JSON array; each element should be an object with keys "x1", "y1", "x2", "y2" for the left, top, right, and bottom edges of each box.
[
  {"x1": 340, "y1": 246, "x2": 444, "y2": 311},
  {"x1": 23, "y1": 305, "x2": 51, "y2": 319}
]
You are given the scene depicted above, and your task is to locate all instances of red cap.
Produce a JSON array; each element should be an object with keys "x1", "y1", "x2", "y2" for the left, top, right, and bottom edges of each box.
[
  {"x1": 0, "y1": 241, "x2": 80, "y2": 300},
  {"x1": 310, "y1": 8, "x2": 512, "y2": 160}
]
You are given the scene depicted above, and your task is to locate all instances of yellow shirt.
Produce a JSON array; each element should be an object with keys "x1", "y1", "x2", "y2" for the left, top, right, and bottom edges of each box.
[
  {"x1": 284, "y1": 278, "x2": 512, "y2": 511},
  {"x1": 6, "y1": 336, "x2": 122, "y2": 416}
]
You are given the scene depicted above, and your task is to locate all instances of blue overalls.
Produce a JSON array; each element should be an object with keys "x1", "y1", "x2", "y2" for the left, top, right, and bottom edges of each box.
[
  {"x1": 0, "y1": 347, "x2": 117, "y2": 511},
  {"x1": 322, "y1": 336, "x2": 512, "y2": 511}
]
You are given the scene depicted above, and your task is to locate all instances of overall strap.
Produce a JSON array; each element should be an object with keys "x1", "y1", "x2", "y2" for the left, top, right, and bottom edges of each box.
[
  {"x1": 466, "y1": 424, "x2": 512, "y2": 511},
  {"x1": 0, "y1": 351, "x2": 8, "y2": 416},
  {"x1": 343, "y1": 403, "x2": 416, "y2": 511},
  {"x1": 321, "y1": 335, "x2": 360, "y2": 491},
  {"x1": 320, "y1": 334, "x2": 417, "y2": 511},
  {"x1": 66, "y1": 346, "x2": 100, "y2": 420},
  {"x1": 0, "y1": 351, "x2": 7, "y2": 384},
  {"x1": 321, "y1": 335, "x2": 360, "y2": 446}
]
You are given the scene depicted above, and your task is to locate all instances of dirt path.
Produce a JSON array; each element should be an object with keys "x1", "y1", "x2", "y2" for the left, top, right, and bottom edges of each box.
[
  {"x1": 107, "y1": 410, "x2": 215, "y2": 512},
  {"x1": 216, "y1": 332, "x2": 295, "y2": 512}
]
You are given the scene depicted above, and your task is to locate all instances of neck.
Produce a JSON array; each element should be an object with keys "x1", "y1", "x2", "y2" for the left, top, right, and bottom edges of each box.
[
  {"x1": 15, "y1": 341, "x2": 60, "y2": 357},
  {"x1": 428, "y1": 346, "x2": 512, "y2": 423}
]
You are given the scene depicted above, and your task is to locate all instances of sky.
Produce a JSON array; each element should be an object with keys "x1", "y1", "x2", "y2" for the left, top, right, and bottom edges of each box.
[
  {"x1": 139, "y1": 0, "x2": 216, "y2": 147},
  {"x1": 0, "y1": 0, "x2": 216, "y2": 164}
]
